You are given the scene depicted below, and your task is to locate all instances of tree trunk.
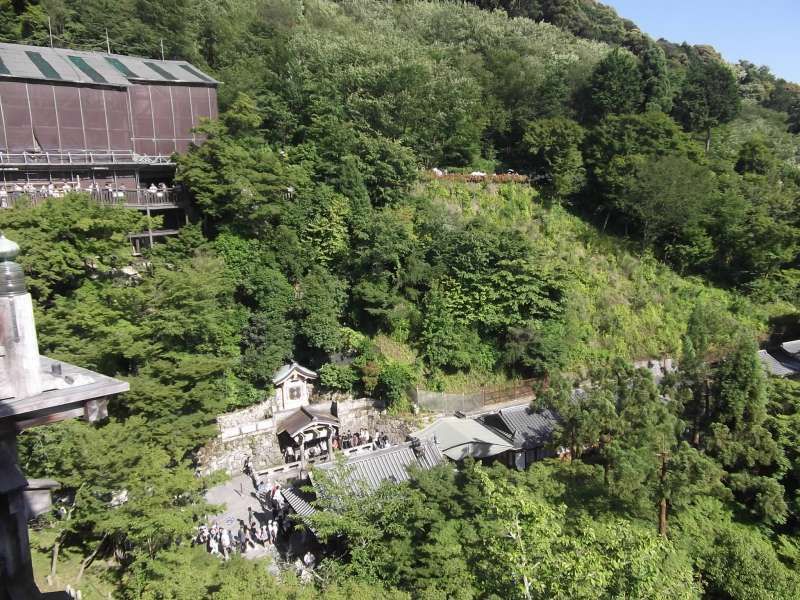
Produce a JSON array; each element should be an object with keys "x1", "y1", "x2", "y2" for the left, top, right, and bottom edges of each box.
[
  {"x1": 658, "y1": 451, "x2": 669, "y2": 537},
  {"x1": 705, "y1": 128, "x2": 712, "y2": 153},
  {"x1": 49, "y1": 536, "x2": 61, "y2": 579},
  {"x1": 76, "y1": 534, "x2": 107, "y2": 583}
]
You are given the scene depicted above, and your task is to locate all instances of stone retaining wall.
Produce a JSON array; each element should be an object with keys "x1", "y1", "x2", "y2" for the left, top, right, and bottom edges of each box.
[{"x1": 197, "y1": 396, "x2": 439, "y2": 476}]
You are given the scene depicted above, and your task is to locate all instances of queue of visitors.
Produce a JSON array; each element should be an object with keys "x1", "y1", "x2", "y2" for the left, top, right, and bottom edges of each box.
[
  {"x1": 0, "y1": 180, "x2": 171, "y2": 208},
  {"x1": 195, "y1": 475, "x2": 292, "y2": 561},
  {"x1": 335, "y1": 428, "x2": 391, "y2": 450},
  {"x1": 282, "y1": 428, "x2": 393, "y2": 464}
]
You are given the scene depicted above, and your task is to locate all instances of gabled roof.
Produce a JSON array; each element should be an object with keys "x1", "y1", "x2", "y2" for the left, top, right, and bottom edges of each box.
[
  {"x1": 489, "y1": 404, "x2": 559, "y2": 450},
  {"x1": 758, "y1": 349, "x2": 800, "y2": 377},
  {"x1": 272, "y1": 362, "x2": 317, "y2": 385},
  {"x1": 276, "y1": 405, "x2": 338, "y2": 438},
  {"x1": 0, "y1": 42, "x2": 218, "y2": 87},
  {"x1": 315, "y1": 440, "x2": 444, "y2": 493},
  {"x1": 412, "y1": 416, "x2": 515, "y2": 461}
]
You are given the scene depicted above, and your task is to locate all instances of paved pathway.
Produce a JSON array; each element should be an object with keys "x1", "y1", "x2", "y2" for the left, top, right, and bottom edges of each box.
[{"x1": 205, "y1": 473, "x2": 263, "y2": 532}]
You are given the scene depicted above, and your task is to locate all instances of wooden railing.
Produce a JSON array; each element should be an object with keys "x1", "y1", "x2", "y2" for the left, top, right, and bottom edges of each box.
[{"x1": 0, "y1": 188, "x2": 182, "y2": 209}]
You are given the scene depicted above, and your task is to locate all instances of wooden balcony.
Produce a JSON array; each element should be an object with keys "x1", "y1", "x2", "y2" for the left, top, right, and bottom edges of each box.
[
  {"x1": 0, "y1": 150, "x2": 173, "y2": 167},
  {"x1": 0, "y1": 188, "x2": 183, "y2": 210}
]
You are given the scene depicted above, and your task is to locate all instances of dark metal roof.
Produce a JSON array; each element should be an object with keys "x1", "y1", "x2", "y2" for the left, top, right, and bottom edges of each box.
[
  {"x1": 276, "y1": 405, "x2": 339, "y2": 438},
  {"x1": 493, "y1": 405, "x2": 559, "y2": 449},
  {"x1": 0, "y1": 42, "x2": 218, "y2": 87},
  {"x1": 315, "y1": 440, "x2": 444, "y2": 493}
]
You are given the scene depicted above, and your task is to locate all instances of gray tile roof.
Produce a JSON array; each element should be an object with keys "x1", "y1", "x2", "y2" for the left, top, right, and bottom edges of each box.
[
  {"x1": 758, "y1": 349, "x2": 800, "y2": 377},
  {"x1": 494, "y1": 405, "x2": 559, "y2": 449},
  {"x1": 781, "y1": 340, "x2": 800, "y2": 356},
  {"x1": 282, "y1": 487, "x2": 316, "y2": 517},
  {"x1": 0, "y1": 42, "x2": 218, "y2": 87},
  {"x1": 315, "y1": 440, "x2": 444, "y2": 493},
  {"x1": 412, "y1": 416, "x2": 515, "y2": 460},
  {"x1": 272, "y1": 362, "x2": 318, "y2": 385}
]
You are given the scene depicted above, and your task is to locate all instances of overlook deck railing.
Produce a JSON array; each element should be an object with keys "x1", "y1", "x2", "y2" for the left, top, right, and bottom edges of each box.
[
  {"x1": 0, "y1": 151, "x2": 174, "y2": 167},
  {"x1": 0, "y1": 188, "x2": 183, "y2": 209}
]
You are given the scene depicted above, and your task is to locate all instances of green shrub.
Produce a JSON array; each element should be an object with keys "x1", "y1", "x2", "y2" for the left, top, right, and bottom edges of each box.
[
  {"x1": 319, "y1": 363, "x2": 358, "y2": 392},
  {"x1": 375, "y1": 361, "x2": 415, "y2": 411}
]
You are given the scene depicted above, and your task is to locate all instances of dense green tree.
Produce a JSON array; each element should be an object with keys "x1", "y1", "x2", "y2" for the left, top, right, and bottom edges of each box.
[
  {"x1": 672, "y1": 59, "x2": 741, "y2": 151},
  {"x1": 584, "y1": 48, "x2": 643, "y2": 119},
  {"x1": 707, "y1": 336, "x2": 787, "y2": 524},
  {"x1": 735, "y1": 136, "x2": 775, "y2": 175},
  {"x1": 639, "y1": 44, "x2": 673, "y2": 113},
  {"x1": 524, "y1": 117, "x2": 586, "y2": 198}
]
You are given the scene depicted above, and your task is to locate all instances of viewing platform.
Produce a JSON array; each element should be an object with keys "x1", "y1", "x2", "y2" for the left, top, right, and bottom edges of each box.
[
  {"x1": 0, "y1": 150, "x2": 174, "y2": 168},
  {"x1": 0, "y1": 187, "x2": 184, "y2": 210}
]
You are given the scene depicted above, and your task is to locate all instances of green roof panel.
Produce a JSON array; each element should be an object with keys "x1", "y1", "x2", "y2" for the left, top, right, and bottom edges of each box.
[
  {"x1": 68, "y1": 56, "x2": 108, "y2": 84},
  {"x1": 105, "y1": 57, "x2": 138, "y2": 78},
  {"x1": 144, "y1": 62, "x2": 177, "y2": 81},
  {"x1": 179, "y1": 64, "x2": 214, "y2": 83},
  {"x1": 26, "y1": 51, "x2": 62, "y2": 80}
]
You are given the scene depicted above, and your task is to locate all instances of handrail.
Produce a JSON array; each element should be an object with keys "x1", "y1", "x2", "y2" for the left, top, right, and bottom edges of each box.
[
  {"x1": 0, "y1": 187, "x2": 182, "y2": 209},
  {"x1": 0, "y1": 151, "x2": 174, "y2": 166}
]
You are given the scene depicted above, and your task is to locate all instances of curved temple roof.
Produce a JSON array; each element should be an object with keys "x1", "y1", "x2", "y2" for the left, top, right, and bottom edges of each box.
[{"x1": 0, "y1": 42, "x2": 218, "y2": 88}]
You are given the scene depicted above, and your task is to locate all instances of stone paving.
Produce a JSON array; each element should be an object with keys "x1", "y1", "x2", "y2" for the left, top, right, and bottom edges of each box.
[{"x1": 205, "y1": 473, "x2": 265, "y2": 532}]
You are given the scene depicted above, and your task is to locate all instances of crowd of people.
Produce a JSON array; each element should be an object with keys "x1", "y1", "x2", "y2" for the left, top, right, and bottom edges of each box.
[
  {"x1": 195, "y1": 475, "x2": 293, "y2": 561},
  {"x1": 281, "y1": 428, "x2": 394, "y2": 464},
  {"x1": 334, "y1": 428, "x2": 391, "y2": 450},
  {"x1": 0, "y1": 180, "x2": 171, "y2": 207}
]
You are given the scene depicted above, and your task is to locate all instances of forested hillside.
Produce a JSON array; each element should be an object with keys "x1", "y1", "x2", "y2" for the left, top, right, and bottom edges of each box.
[{"x1": 2, "y1": 0, "x2": 800, "y2": 597}]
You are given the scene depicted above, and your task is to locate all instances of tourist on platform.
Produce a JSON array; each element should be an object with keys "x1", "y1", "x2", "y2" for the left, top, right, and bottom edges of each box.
[
  {"x1": 268, "y1": 518, "x2": 279, "y2": 543},
  {"x1": 257, "y1": 523, "x2": 269, "y2": 546},
  {"x1": 220, "y1": 528, "x2": 232, "y2": 560},
  {"x1": 208, "y1": 534, "x2": 220, "y2": 556}
]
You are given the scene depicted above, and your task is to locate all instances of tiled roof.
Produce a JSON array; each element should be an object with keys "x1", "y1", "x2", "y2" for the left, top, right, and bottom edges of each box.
[
  {"x1": 315, "y1": 440, "x2": 444, "y2": 493},
  {"x1": 272, "y1": 362, "x2": 318, "y2": 385},
  {"x1": 282, "y1": 487, "x2": 316, "y2": 517},
  {"x1": 276, "y1": 405, "x2": 338, "y2": 437},
  {"x1": 494, "y1": 405, "x2": 559, "y2": 449},
  {"x1": 412, "y1": 416, "x2": 515, "y2": 460},
  {"x1": 0, "y1": 42, "x2": 218, "y2": 87},
  {"x1": 758, "y1": 349, "x2": 800, "y2": 377},
  {"x1": 781, "y1": 340, "x2": 800, "y2": 356}
]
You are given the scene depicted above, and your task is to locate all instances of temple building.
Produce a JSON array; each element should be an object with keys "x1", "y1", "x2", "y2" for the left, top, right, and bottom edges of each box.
[
  {"x1": 272, "y1": 362, "x2": 318, "y2": 412},
  {"x1": 0, "y1": 42, "x2": 219, "y2": 253},
  {"x1": 0, "y1": 234, "x2": 129, "y2": 599}
]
